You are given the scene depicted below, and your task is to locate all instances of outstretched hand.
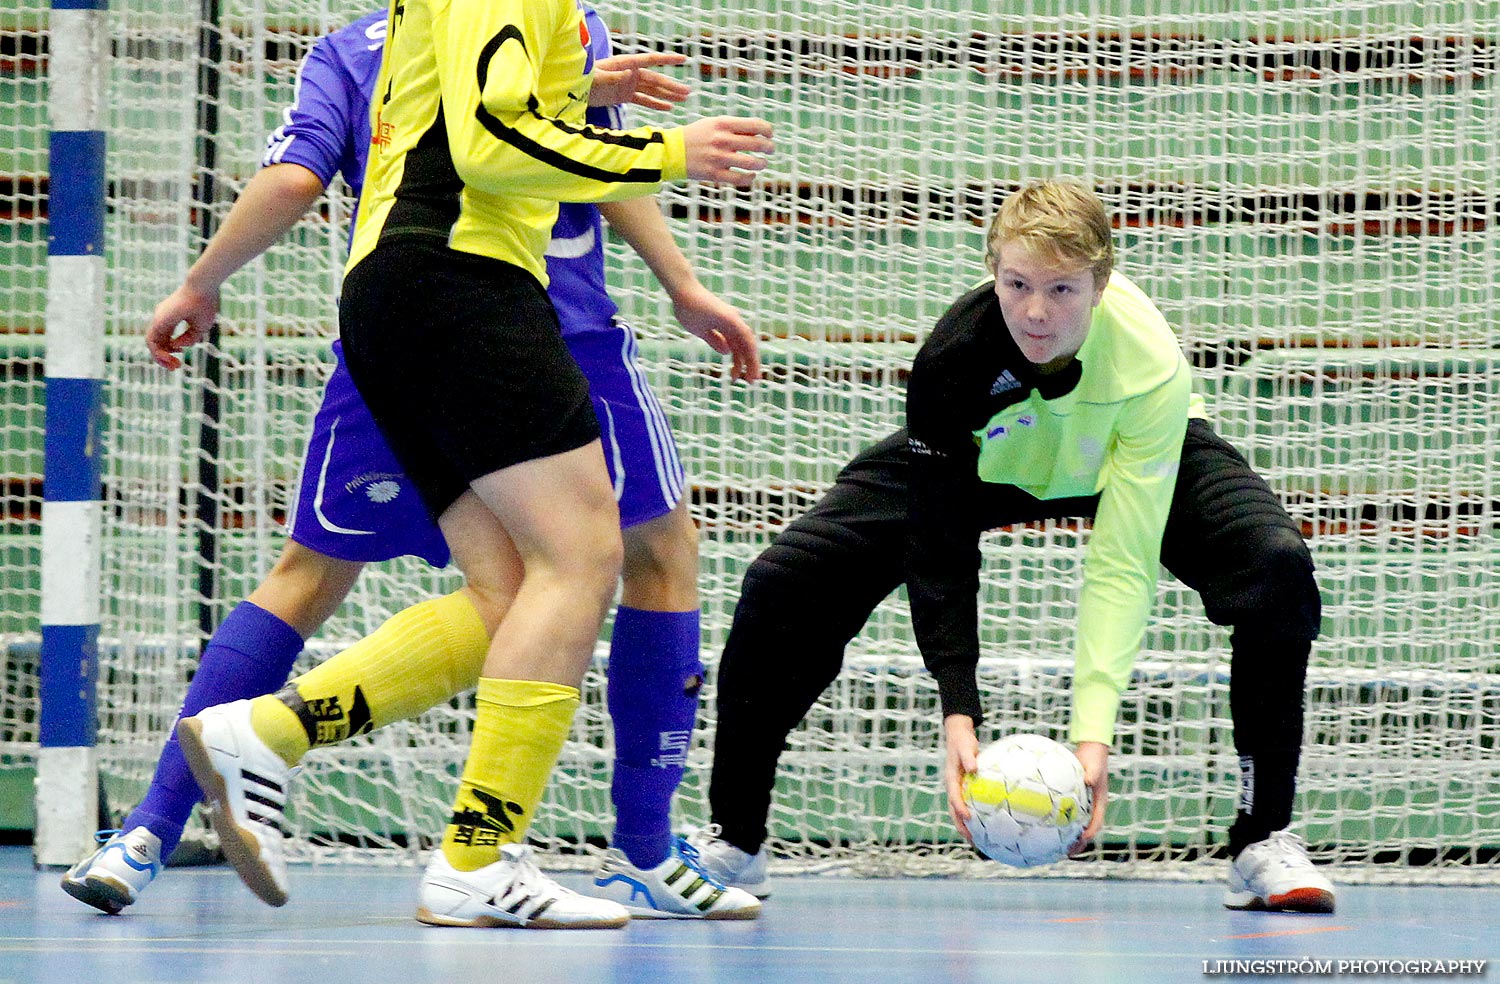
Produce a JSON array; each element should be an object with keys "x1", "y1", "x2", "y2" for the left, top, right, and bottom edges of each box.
[
  {"x1": 943, "y1": 713, "x2": 982, "y2": 841},
  {"x1": 682, "y1": 117, "x2": 774, "y2": 188},
  {"x1": 590, "y1": 52, "x2": 691, "y2": 111},
  {"x1": 673, "y1": 283, "x2": 761, "y2": 381},
  {"x1": 1068, "y1": 740, "x2": 1110, "y2": 856},
  {"x1": 146, "y1": 282, "x2": 220, "y2": 370}
]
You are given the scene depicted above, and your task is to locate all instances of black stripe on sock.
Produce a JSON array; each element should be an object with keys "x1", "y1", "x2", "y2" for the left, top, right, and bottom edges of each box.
[{"x1": 273, "y1": 684, "x2": 321, "y2": 748}]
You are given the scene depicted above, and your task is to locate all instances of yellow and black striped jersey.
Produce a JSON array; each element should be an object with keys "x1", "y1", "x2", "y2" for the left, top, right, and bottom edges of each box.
[{"x1": 348, "y1": 0, "x2": 687, "y2": 283}]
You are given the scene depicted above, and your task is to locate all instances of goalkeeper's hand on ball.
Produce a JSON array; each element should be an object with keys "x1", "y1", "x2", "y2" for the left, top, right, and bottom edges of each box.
[
  {"x1": 943, "y1": 713, "x2": 981, "y2": 842},
  {"x1": 1069, "y1": 741, "x2": 1109, "y2": 855}
]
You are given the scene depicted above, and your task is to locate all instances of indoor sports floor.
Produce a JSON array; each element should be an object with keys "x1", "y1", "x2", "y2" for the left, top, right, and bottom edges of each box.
[{"x1": 1, "y1": 846, "x2": 1494, "y2": 983}]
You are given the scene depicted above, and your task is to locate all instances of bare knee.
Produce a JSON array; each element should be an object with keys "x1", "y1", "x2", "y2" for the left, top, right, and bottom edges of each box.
[
  {"x1": 438, "y1": 492, "x2": 523, "y2": 634},
  {"x1": 562, "y1": 517, "x2": 625, "y2": 604},
  {"x1": 461, "y1": 444, "x2": 625, "y2": 612},
  {"x1": 621, "y1": 504, "x2": 699, "y2": 611},
  {"x1": 456, "y1": 577, "x2": 516, "y2": 636},
  {"x1": 515, "y1": 482, "x2": 624, "y2": 607}
]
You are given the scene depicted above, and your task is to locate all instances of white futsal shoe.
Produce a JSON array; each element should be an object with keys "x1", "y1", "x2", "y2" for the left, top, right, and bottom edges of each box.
[
  {"x1": 684, "y1": 824, "x2": 771, "y2": 899},
  {"x1": 590, "y1": 837, "x2": 762, "y2": 919},
  {"x1": 417, "y1": 844, "x2": 630, "y2": 929},
  {"x1": 1224, "y1": 829, "x2": 1336, "y2": 914},
  {"x1": 176, "y1": 699, "x2": 293, "y2": 907},
  {"x1": 60, "y1": 827, "x2": 163, "y2": 914}
]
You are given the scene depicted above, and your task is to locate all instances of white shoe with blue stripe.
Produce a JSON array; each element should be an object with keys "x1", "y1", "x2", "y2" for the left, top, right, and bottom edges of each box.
[
  {"x1": 61, "y1": 827, "x2": 163, "y2": 914},
  {"x1": 590, "y1": 836, "x2": 762, "y2": 919}
]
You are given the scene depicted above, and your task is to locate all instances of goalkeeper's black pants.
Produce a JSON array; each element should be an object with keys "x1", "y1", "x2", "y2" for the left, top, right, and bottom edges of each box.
[{"x1": 708, "y1": 418, "x2": 1321, "y2": 860}]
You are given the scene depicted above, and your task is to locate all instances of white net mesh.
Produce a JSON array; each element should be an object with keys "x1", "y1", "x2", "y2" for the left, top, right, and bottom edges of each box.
[
  {"x1": 1, "y1": 1, "x2": 47, "y2": 778},
  {"x1": 7, "y1": 0, "x2": 1498, "y2": 880}
]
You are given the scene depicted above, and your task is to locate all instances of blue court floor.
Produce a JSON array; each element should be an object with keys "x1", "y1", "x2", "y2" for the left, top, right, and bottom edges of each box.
[{"x1": 1, "y1": 846, "x2": 1495, "y2": 984}]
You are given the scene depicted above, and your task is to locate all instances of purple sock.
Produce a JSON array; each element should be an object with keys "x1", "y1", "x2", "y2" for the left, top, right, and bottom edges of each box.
[
  {"x1": 606, "y1": 606, "x2": 702, "y2": 870},
  {"x1": 122, "y1": 602, "x2": 304, "y2": 859}
]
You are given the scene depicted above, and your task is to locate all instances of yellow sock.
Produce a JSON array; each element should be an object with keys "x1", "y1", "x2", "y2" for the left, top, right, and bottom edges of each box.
[
  {"x1": 441, "y1": 677, "x2": 580, "y2": 871},
  {"x1": 247, "y1": 591, "x2": 490, "y2": 768},
  {"x1": 249, "y1": 696, "x2": 310, "y2": 768}
]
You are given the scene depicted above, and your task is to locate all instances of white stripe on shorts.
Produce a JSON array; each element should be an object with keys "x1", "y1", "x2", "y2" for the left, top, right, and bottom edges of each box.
[
  {"x1": 617, "y1": 325, "x2": 684, "y2": 509},
  {"x1": 599, "y1": 399, "x2": 626, "y2": 503}
]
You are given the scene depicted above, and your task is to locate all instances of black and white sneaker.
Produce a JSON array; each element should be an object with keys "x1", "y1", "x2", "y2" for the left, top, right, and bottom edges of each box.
[
  {"x1": 417, "y1": 844, "x2": 629, "y2": 929},
  {"x1": 176, "y1": 699, "x2": 293, "y2": 907}
]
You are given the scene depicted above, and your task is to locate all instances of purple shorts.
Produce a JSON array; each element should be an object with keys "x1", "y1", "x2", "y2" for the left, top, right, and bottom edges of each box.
[
  {"x1": 571, "y1": 325, "x2": 687, "y2": 530},
  {"x1": 286, "y1": 329, "x2": 685, "y2": 566}
]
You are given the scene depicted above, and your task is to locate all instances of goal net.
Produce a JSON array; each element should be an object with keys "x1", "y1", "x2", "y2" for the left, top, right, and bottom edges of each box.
[{"x1": 8, "y1": 0, "x2": 1498, "y2": 882}]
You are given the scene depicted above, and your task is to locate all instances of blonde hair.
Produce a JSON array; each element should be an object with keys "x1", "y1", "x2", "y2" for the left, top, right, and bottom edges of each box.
[{"x1": 985, "y1": 179, "x2": 1114, "y2": 286}]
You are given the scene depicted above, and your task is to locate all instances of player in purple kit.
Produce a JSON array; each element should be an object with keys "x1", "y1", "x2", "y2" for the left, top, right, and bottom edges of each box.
[{"x1": 63, "y1": 8, "x2": 760, "y2": 921}]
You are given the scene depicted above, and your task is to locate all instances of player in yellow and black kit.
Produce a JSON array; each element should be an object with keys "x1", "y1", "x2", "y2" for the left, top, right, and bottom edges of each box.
[
  {"x1": 175, "y1": 0, "x2": 773, "y2": 929},
  {"x1": 687, "y1": 180, "x2": 1338, "y2": 915}
]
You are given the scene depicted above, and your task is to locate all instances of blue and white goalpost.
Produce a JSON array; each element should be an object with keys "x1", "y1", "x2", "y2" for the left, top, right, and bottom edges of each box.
[{"x1": 36, "y1": 0, "x2": 109, "y2": 867}]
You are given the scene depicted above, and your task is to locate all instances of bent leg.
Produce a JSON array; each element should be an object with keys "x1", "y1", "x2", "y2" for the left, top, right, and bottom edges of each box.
[
  {"x1": 257, "y1": 443, "x2": 618, "y2": 753},
  {"x1": 251, "y1": 492, "x2": 515, "y2": 768},
  {"x1": 124, "y1": 541, "x2": 360, "y2": 857},
  {"x1": 1160, "y1": 420, "x2": 1321, "y2": 855},
  {"x1": 710, "y1": 433, "x2": 910, "y2": 853},
  {"x1": 249, "y1": 539, "x2": 366, "y2": 638}
]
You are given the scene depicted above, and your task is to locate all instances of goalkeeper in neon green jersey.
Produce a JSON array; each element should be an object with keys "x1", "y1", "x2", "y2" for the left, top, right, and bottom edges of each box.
[{"x1": 690, "y1": 179, "x2": 1336, "y2": 915}]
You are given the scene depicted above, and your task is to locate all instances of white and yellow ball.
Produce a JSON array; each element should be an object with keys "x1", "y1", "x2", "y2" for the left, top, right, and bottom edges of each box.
[{"x1": 962, "y1": 733, "x2": 1092, "y2": 868}]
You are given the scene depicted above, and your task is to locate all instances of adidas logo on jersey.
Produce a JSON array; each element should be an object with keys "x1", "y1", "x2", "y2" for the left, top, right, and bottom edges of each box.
[{"x1": 989, "y1": 370, "x2": 1022, "y2": 395}]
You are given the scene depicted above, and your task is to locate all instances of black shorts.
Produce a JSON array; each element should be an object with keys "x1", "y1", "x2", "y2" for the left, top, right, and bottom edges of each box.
[{"x1": 338, "y1": 238, "x2": 600, "y2": 520}]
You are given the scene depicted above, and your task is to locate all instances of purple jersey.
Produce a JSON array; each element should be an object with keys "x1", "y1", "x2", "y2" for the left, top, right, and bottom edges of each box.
[
  {"x1": 265, "y1": 6, "x2": 618, "y2": 334},
  {"x1": 545, "y1": 99, "x2": 623, "y2": 336},
  {"x1": 261, "y1": 10, "x2": 386, "y2": 197}
]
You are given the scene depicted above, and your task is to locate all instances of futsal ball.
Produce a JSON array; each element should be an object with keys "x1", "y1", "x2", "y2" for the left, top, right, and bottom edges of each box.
[{"x1": 962, "y1": 733, "x2": 1092, "y2": 868}]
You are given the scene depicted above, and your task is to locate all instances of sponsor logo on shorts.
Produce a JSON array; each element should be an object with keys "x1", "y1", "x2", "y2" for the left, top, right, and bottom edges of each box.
[
  {"x1": 345, "y1": 468, "x2": 405, "y2": 501},
  {"x1": 365, "y1": 479, "x2": 401, "y2": 503}
]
